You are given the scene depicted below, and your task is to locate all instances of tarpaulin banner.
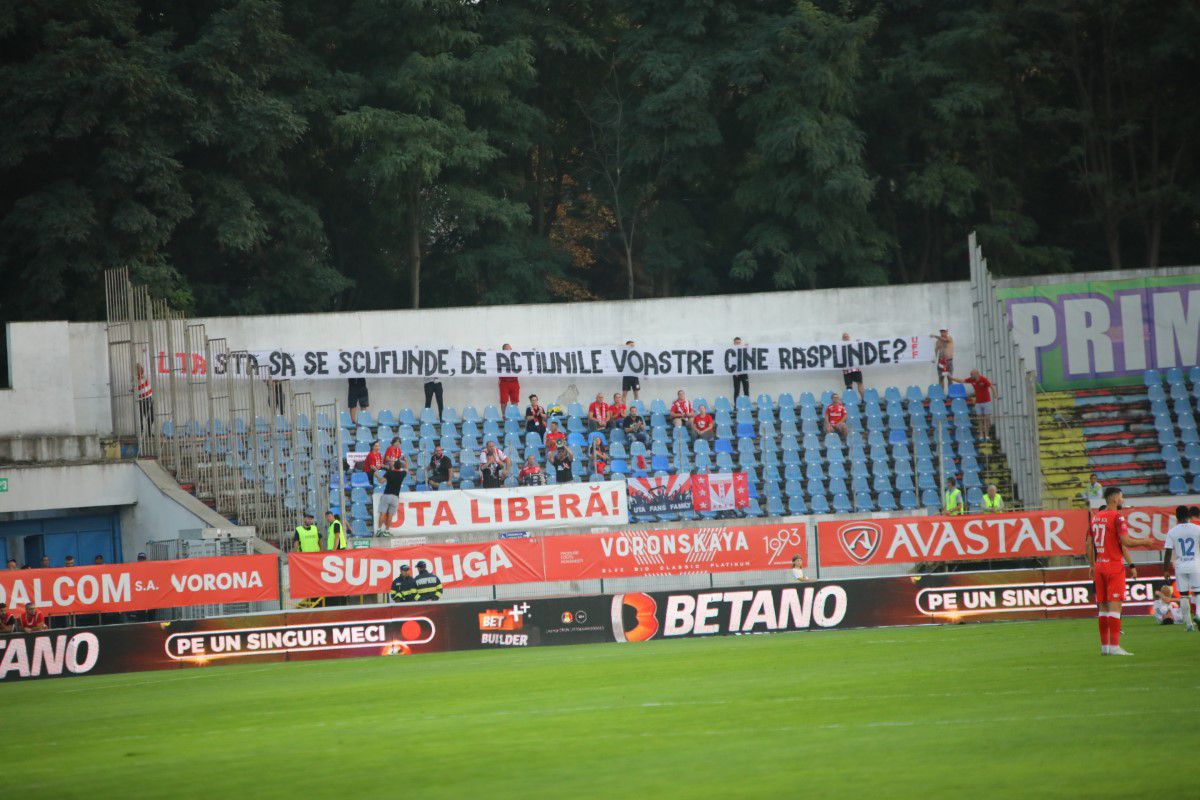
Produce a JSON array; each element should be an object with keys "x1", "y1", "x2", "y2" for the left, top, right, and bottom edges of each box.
[
  {"x1": 198, "y1": 336, "x2": 929, "y2": 380},
  {"x1": 1121, "y1": 506, "x2": 1178, "y2": 549},
  {"x1": 816, "y1": 509, "x2": 1090, "y2": 567},
  {"x1": 627, "y1": 474, "x2": 693, "y2": 516},
  {"x1": 0, "y1": 555, "x2": 280, "y2": 615},
  {"x1": 289, "y1": 540, "x2": 547, "y2": 597},
  {"x1": 373, "y1": 480, "x2": 628, "y2": 535},
  {"x1": 289, "y1": 523, "x2": 808, "y2": 598},
  {"x1": 998, "y1": 273, "x2": 1200, "y2": 391},
  {"x1": 1, "y1": 564, "x2": 1165, "y2": 682},
  {"x1": 691, "y1": 472, "x2": 750, "y2": 512}
]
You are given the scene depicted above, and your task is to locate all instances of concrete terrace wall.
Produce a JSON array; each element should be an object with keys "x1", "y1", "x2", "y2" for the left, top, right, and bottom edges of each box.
[
  {"x1": 1, "y1": 282, "x2": 975, "y2": 438},
  {"x1": 0, "y1": 321, "x2": 111, "y2": 437}
]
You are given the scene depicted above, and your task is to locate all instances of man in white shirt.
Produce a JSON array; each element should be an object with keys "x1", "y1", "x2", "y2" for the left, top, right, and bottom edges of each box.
[
  {"x1": 1085, "y1": 474, "x2": 1104, "y2": 510},
  {"x1": 1163, "y1": 504, "x2": 1200, "y2": 632},
  {"x1": 479, "y1": 440, "x2": 510, "y2": 467}
]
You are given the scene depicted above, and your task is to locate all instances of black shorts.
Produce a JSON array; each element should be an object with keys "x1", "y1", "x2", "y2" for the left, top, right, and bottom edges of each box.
[
  {"x1": 843, "y1": 370, "x2": 863, "y2": 388},
  {"x1": 347, "y1": 384, "x2": 370, "y2": 409},
  {"x1": 622, "y1": 376, "x2": 640, "y2": 391}
]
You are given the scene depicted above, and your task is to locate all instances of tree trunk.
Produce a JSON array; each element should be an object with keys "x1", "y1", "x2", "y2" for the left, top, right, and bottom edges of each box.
[
  {"x1": 409, "y1": 191, "x2": 422, "y2": 310},
  {"x1": 533, "y1": 145, "x2": 545, "y2": 236},
  {"x1": 1146, "y1": 216, "x2": 1162, "y2": 268},
  {"x1": 624, "y1": 241, "x2": 634, "y2": 299},
  {"x1": 1104, "y1": 210, "x2": 1121, "y2": 269}
]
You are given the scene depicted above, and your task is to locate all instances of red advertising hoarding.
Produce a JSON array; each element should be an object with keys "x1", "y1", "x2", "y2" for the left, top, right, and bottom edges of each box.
[
  {"x1": 288, "y1": 522, "x2": 808, "y2": 598},
  {"x1": 816, "y1": 509, "x2": 1089, "y2": 567},
  {"x1": 0, "y1": 555, "x2": 280, "y2": 615}
]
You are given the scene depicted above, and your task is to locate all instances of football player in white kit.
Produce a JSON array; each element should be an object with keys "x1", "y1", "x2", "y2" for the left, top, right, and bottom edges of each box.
[{"x1": 1163, "y1": 505, "x2": 1200, "y2": 632}]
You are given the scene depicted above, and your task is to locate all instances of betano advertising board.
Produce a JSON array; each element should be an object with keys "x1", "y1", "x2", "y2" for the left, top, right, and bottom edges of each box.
[{"x1": 0, "y1": 565, "x2": 1165, "y2": 683}]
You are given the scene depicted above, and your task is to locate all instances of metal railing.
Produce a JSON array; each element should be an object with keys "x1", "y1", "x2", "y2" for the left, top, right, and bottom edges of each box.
[
  {"x1": 104, "y1": 268, "x2": 344, "y2": 550},
  {"x1": 968, "y1": 233, "x2": 1043, "y2": 508}
]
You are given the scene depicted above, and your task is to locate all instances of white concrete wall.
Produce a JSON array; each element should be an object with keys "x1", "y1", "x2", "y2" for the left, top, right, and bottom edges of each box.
[
  {"x1": 0, "y1": 321, "x2": 111, "y2": 436},
  {"x1": 1, "y1": 282, "x2": 976, "y2": 438}
]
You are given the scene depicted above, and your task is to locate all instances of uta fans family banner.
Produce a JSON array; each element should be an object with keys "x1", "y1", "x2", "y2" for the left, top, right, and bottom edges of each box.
[
  {"x1": 816, "y1": 509, "x2": 1089, "y2": 567},
  {"x1": 287, "y1": 523, "x2": 807, "y2": 598},
  {"x1": 184, "y1": 336, "x2": 927, "y2": 379},
  {"x1": 373, "y1": 481, "x2": 628, "y2": 535},
  {"x1": 0, "y1": 555, "x2": 279, "y2": 615}
]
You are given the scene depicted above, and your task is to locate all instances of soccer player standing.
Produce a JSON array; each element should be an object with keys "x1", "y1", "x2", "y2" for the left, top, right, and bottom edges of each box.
[
  {"x1": 1086, "y1": 486, "x2": 1154, "y2": 655},
  {"x1": 1163, "y1": 505, "x2": 1200, "y2": 632}
]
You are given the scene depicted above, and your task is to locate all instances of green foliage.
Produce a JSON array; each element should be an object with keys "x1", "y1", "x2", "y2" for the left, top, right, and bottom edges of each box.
[{"x1": 1, "y1": 0, "x2": 1197, "y2": 321}]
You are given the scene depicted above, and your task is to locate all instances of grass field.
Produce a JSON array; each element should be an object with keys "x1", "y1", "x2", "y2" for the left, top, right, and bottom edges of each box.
[{"x1": 2, "y1": 618, "x2": 1197, "y2": 799}]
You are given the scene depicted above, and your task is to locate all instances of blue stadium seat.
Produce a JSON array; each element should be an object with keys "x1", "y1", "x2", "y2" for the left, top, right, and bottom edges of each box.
[
  {"x1": 767, "y1": 496, "x2": 786, "y2": 517},
  {"x1": 966, "y1": 487, "x2": 983, "y2": 509},
  {"x1": 900, "y1": 490, "x2": 919, "y2": 510},
  {"x1": 810, "y1": 494, "x2": 830, "y2": 514},
  {"x1": 832, "y1": 494, "x2": 852, "y2": 514},
  {"x1": 787, "y1": 496, "x2": 808, "y2": 515},
  {"x1": 877, "y1": 491, "x2": 898, "y2": 511},
  {"x1": 921, "y1": 488, "x2": 940, "y2": 509},
  {"x1": 1169, "y1": 475, "x2": 1188, "y2": 494}
]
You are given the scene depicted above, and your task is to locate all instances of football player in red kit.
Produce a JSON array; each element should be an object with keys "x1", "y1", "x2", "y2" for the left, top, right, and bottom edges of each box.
[{"x1": 1086, "y1": 486, "x2": 1155, "y2": 655}]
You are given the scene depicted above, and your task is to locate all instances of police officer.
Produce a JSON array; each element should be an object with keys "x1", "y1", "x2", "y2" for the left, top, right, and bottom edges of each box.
[
  {"x1": 943, "y1": 477, "x2": 964, "y2": 516},
  {"x1": 982, "y1": 483, "x2": 1004, "y2": 513},
  {"x1": 294, "y1": 511, "x2": 321, "y2": 552},
  {"x1": 325, "y1": 510, "x2": 347, "y2": 550},
  {"x1": 389, "y1": 564, "x2": 417, "y2": 603},
  {"x1": 412, "y1": 560, "x2": 443, "y2": 601}
]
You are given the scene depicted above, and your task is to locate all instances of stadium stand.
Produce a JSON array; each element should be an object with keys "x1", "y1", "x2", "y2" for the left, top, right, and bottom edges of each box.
[
  {"x1": 320, "y1": 382, "x2": 1019, "y2": 540},
  {"x1": 1037, "y1": 369, "x2": 1185, "y2": 505}
]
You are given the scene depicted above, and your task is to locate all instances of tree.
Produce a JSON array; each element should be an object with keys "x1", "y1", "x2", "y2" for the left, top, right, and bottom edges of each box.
[
  {"x1": 1017, "y1": 0, "x2": 1200, "y2": 269},
  {"x1": 730, "y1": 2, "x2": 887, "y2": 289},
  {"x1": 331, "y1": 0, "x2": 536, "y2": 309}
]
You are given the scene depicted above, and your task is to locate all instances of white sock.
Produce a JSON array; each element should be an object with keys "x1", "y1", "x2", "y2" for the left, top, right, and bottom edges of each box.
[{"x1": 1182, "y1": 597, "x2": 1194, "y2": 628}]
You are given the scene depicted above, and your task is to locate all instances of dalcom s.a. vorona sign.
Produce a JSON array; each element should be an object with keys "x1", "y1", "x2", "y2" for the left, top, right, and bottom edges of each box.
[
  {"x1": 0, "y1": 555, "x2": 279, "y2": 615},
  {"x1": 0, "y1": 565, "x2": 1164, "y2": 683}
]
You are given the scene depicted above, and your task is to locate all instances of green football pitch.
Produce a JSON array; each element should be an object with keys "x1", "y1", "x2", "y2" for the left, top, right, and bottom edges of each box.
[{"x1": 2, "y1": 618, "x2": 1196, "y2": 799}]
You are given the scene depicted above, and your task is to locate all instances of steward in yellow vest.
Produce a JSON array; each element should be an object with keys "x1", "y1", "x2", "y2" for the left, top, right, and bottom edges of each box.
[
  {"x1": 325, "y1": 510, "x2": 347, "y2": 550},
  {"x1": 982, "y1": 486, "x2": 1004, "y2": 512},
  {"x1": 294, "y1": 511, "x2": 321, "y2": 552},
  {"x1": 943, "y1": 478, "x2": 964, "y2": 515}
]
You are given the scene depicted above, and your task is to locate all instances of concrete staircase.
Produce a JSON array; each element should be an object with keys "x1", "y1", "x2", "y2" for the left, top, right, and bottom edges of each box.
[{"x1": 1037, "y1": 386, "x2": 1166, "y2": 506}]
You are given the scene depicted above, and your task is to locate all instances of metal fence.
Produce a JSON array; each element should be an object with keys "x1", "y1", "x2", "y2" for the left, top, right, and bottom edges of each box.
[
  {"x1": 968, "y1": 232, "x2": 1043, "y2": 508},
  {"x1": 104, "y1": 268, "x2": 345, "y2": 551}
]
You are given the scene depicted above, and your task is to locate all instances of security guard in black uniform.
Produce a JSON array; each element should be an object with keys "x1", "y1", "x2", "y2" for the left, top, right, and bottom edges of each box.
[
  {"x1": 412, "y1": 560, "x2": 443, "y2": 601},
  {"x1": 389, "y1": 564, "x2": 417, "y2": 603}
]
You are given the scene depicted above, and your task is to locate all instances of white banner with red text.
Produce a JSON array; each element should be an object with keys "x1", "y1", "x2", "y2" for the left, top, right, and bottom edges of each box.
[
  {"x1": 288, "y1": 522, "x2": 807, "y2": 598},
  {"x1": 372, "y1": 481, "x2": 629, "y2": 535},
  {"x1": 0, "y1": 555, "x2": 280, "y2": 615},
  {"x1": 816, "y1": 509, "x2": 1090, "y2": 567}
]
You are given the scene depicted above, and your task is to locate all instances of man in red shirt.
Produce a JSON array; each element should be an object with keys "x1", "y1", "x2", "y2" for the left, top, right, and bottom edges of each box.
[
  {"x1": 384, "y1": 437, "x2": 404, "y2": 465},
  {"x1": 498, "y1": 343, "x2": 520, "y2": 413},
  {"x1": 587, "y1": 393, "x2": 609, "y2": 432},
  {"x1": 691, "y1": 404, "x2": 715, "y2": 441},
  {"x1": 544, "y1": 420, "x2": 565, "y2": 450},
  {"x1": 1087, "y1": 486, "x2": 1155, "y2": 655},
  {"x1": 362, "y1": 440, "x2": 383, "y2": 473},
  {"x1": 824, "y1": 393, "x2": 848, "y2": 437},
  {"x1": 669, "y1": 390, "x2": 694, "y2": 428},
  {"x1": 953, "y1": 369, "x2": 997, "y2": 441},
  {"x1": 19, "y1": 602, "x2": 48, "y2": 632},
  {"x1": 607, "y1": 393, "x2": 626, "y2": 430},
  {"x1": 0, "y1": 602, "x2": 16, "y2": 633}
]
